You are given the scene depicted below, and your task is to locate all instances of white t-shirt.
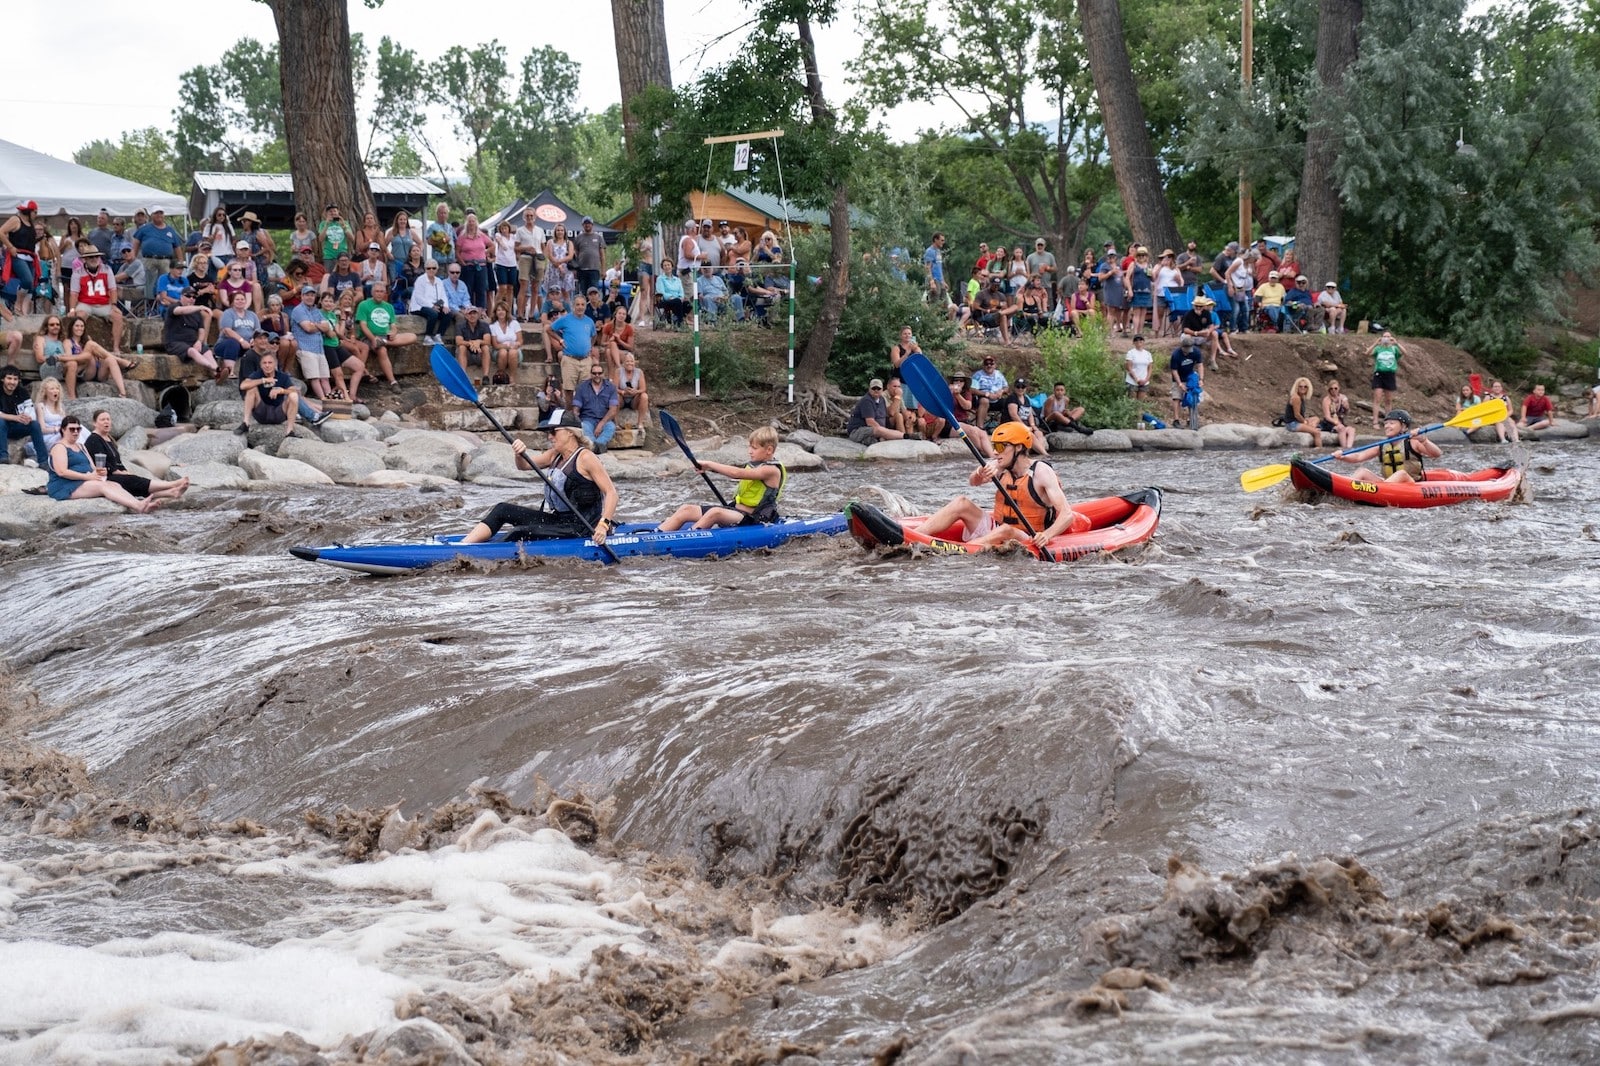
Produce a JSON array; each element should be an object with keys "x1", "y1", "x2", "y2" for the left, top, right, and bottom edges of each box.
[
  {"x1": 489, "y1": 320, "x2": 521, "y2": 347},
  {"x1": 1125, "y1": 346, "x2": 1154, "y2": 386},
  {"x1": 1154, "y1": 265, "x2": 1184, "y2": 294},
  {"x1": 513, "y1": 224, "x2": 546, "y2": 259}
]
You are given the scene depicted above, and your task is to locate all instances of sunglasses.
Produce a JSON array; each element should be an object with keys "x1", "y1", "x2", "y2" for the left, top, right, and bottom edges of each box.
[
  {"x1": 63, "y1": 424, "x2": 80, "y2": 432},
  {"x1": 426, "y1": 265, "x2": 437, "y2": 269},
  {"x1": 448, "y1": 270, "x2": 461, "y2": 275}
]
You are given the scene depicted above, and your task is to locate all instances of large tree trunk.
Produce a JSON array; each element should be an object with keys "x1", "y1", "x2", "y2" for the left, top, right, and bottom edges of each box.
[
  {"x1": 1295, "y1": 0, "x2": 1363, "y2": 291},
  {"x1": 1077, "y1": 0, "x2": 1181, "y2": 254},
  {"x1": 266, "y1": 0, "x2": 374, "y2": 222},
  {"x1": 793, "y1": 14, "x2": 848, "y2": 398},
  {"x1": 611, "y1": 0, "x2": 672, "y2": 226}
]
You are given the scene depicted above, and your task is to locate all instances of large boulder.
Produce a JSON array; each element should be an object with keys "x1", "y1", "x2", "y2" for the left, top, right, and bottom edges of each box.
[
  {"x1": 938, "y1": 438, "x2": 974, "y2": 459},
  {"x1": 598, "y1": 454, "x2": 677, "y2": 480},
  {"x1": 463, "y1": 441, "x2": 521, "y2": 481},
  {"x1": 385, "y1": 428, "x2": 481, "y2": 455},
  {"x1": 385, "y1": 435, "x2": 469, "y2": 480},
  {"x1": 0, "y1": 466, "x2": 46, "y2": 494},
  {"x1": 813, "y1": 437, "x2": 868, "y2": 461},
  {"x1": 358, "y1": 469, "x2": 461, "y2": 491},
  {"x1": 237, "y1": 451, "x2": 336, "y2": 486},
  {"x1": 1526, "y1": 420, "x2": 1590, "y2": 441},
  {"x1": 159, "y1": 429, "x2": 247, "y2": 466},
  {"x1": 1420, "y1": 427, "x2": 1468, "y2": 445},
  {"x1": 440, "y1": 406, "x2": 520, "y2": 432},
  {"x1": 62, "y1": 396, "x2": 156, "y2": 437},
  {"x1": 785, "y1": 429, "x2": 823, "y2": 451},
  {"x1": 317, "y1": 418, "x2": 383, "y2": 444},
  {"x1": 1199, "y1": 423, "x2": 1296, "y2": 449},
  {"x1": 194, "y1": 381, "x2": 247, "y2": 406},
  {"x1": 864, "y1": 439, "x2": 944, "y2": 461},
  {"x1": 1129, "y1": 428, "x2": 1203, "y2": 450},
  {"x1": 1046, "y1": 429, "x2": 1134, "y2": 452},
  {"x1": 277, "y1": 437, "x2": 388, "y2": 484},
  {"x1": 127, "y1": 449, "x2": 171, "y2": 478},
  {"x1": 168, "y1": 460, "x2": 250, "y2": 491},
  {"x1": 192, "y1": 400, "x2": 246, "y2": 429},
  {"x1": 118, "y1": 425, "x2": 149, "y2": 454},
  {"x1": 0, "y1": 494, "x2": 122, "y2": 538},
  {"x1": 774, "y1": 442, "x2": 825, "y2": 471}
]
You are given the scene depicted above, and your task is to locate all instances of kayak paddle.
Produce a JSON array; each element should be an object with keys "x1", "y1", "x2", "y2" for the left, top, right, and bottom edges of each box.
[
  {"x1": 659, "y1": 408, "x2": 731, "y2": 507},
  {"x1": 430, "y1": 345, "x2": 621, "y2": 564},
  {"x1": 898, "y1": 352, "x2": 1050, "y2": 556},
  {"x1": 1239, "y1": 397, "x2": 1508, "y2": 492}
]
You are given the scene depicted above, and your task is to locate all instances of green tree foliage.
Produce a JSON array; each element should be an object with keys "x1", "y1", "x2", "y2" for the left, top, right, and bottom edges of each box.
[
  {"x1": 565, "y1": 106, "x2": 629, "y2": 221},
  {"x1": 1182, "y1": 0, "x2": 1600, "y2": 364},
  {"x1": 74, "y1": 130, "x2": 184, "y2": 195},
  {"x1": 364, "y1": 37, "x2": 430, "y2": 171},
  {"x1": 788, "y1": 230, "x2": 957, "y2": 393},
  {"x1": 431, "y1": 43, "x2": 510, "y2": 167},
  {"x1": 853, "y1": 0, "x2": 1111, "y2": 253},
  {"x1": 483, "y1": 47, "x2": 583, "y2": 199}
]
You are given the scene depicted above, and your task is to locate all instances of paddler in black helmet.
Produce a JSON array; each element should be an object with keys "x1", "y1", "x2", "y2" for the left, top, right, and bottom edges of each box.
[
  {"x1": 461, "y1": 408, "x2": 621, "y2": 543},
  {"x1": 918, "y1": 421, "x2": 1080, "y2": 549},
  {"x1": 1330, "y1": 409, "x2": 1442, "y2": 484}
]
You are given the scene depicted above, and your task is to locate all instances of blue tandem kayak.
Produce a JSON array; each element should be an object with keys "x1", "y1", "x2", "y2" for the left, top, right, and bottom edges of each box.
[{"x1": 289, "y1": 512, "x2": 850, "y2": 575}]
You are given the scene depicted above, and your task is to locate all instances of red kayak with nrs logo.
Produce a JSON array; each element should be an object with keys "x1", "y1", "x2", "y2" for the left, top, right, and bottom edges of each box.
[
  {"x1": 845, "y1": 488, "x2": 1161, "y2": 562},
  {"x1": 1288, "y1": 458, "x2": 1522, "y2": 507}
]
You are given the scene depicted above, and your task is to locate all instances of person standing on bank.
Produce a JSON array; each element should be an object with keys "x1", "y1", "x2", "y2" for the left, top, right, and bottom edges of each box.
[
  {"x1": 460, "y1": 409, "x2": 619, "y2": 544},
  {"x1": 1368, "y1": 330, "x2": 1405, "y2": 428}
]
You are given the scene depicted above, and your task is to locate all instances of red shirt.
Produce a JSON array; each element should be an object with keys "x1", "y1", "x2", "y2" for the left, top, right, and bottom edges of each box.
[
  {"x1": 1523, "y1": 393, "x2": 1553, "y2": 419},
  {"x1": 75, "y1": 265, "x2": 115, "y2": 306}
]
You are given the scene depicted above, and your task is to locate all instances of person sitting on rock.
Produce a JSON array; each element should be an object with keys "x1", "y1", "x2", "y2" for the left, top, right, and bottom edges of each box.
[
  {"x1": 1317, "y1": 282, "x2": 1348, "y2": 333},
  {"x1": 356, "y1": 280, "x2": 413, "y2": 390},
  {"x1": 1283, "y1": 376, "x2": 1321, "y2": 450},
  {"x1": 615, "y1": 352, "x2": 650, "y2": 433},
  {"x1": 1043, "y1": 382, "x2": 1091, "y2": 437},
  {"x1": 1483, "y1": 380, "x2": 1520, "y2": 443},
  {"x1": 845, "y1": 378, "x2": 904, "y2": 445},
  {"x1": 1003, "y1": 378, "x2": 1049, "y2": 454},
  {"x1": 1518, "y1": 383, "x2": 1555, "y2": 431},
  {"x1": 46, "y1": 414, "x2": 161, "y2": 513},
  {"x1": 884, "y1": 378, "x2": 921, "y2": 438},
  {"x1": 84, "y1": 408, "x2": 189, "y2": 503},
  {"x1": 657, "y1": 426, "x2": 786, "y2": 531},
  {"x1": 241, "y1": 349, "x2": 301, "y2": 436},
  {"x1": 571, "y1": 361, "x2": 620, "y2": 453},
  {"x1": 163, "y1": 289, "x2": 219, "y2": 372}
]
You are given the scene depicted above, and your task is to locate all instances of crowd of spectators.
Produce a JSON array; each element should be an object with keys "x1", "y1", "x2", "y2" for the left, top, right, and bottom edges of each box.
[{"x1": 918, "y1": 232, "x2": 1351, "y2": 346}]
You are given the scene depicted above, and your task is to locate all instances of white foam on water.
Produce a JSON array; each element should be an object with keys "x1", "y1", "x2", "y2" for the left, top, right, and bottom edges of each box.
[
  {"x1": 0, "y1": 938, "x2": 411, "y2": 1065},
  {"x1": 0, "y1": 817, "x2": 648, "y2": 1062}
]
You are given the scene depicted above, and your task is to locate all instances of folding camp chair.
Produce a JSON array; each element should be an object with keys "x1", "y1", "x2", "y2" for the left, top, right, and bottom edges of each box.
[{"x1": 1164, "y1": 286, "x2": 1193, "y2": 327}]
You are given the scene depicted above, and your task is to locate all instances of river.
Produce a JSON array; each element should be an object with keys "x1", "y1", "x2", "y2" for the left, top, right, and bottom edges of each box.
[{"x1": 2, "y1": 443, "x2": 1597, "y2": 1064}]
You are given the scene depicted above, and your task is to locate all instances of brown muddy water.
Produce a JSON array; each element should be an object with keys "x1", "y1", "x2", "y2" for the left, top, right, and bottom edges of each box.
[{"x1": 1, "y1": 444, "x2": 1598, "y2": 1064}]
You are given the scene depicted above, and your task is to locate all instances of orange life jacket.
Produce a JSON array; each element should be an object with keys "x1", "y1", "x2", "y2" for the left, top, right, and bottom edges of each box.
[{"x1": 993, "y1": 459, "x2": 1057, "y2": 530}]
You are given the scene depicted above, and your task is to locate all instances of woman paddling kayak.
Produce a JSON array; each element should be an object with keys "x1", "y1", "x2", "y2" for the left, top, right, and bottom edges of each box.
[{"x1": 461, "y1": 409, "x2": 620, "y2": 544}]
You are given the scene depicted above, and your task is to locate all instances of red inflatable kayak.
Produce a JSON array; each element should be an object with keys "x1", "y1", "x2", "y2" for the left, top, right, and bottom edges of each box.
[
  {"x1": 845, "y1": 488, "x2": 1161, "y2": 562},
  {"x1": 1288, "y1": 458, "x2": 1522, "y2": 507}
]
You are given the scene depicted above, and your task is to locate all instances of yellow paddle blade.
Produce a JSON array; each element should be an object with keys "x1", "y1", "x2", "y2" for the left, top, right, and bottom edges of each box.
[
  {"x1": 1445, "y1": 398, "x2": 1506, "y2": 430},
  {"x1": 1240, "y1": 463, "x2": 1293, "y2": 492}
]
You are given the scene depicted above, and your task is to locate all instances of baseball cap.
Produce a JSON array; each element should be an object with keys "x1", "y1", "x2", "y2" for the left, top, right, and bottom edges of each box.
[
  {"x1": 581, "y1": 216, "x2": 593, "y2": 224},
  {"x1": 236, "y1": 240, "x2": 251, "y2": 251},
  {"x1": 367, "y1": 242, "x2": 381, "y2": 250},
  {"x1": 868, "y1": 378, "x2": 884, "y2": 390},
  {"x1": 1296, "y1": 275, "x2": 1308, "y2": 282},
  {"x1": 300, "y1": 284, "x2": 318, "y2": 296},
  {"x1": 263, "y1": 332, "x2": 280, "y2": 342},
  {"x1": 542, "y1": 408, "x2": 584, "y2": 430},
  {"x1": 701, "y1": 218, "x2": 713, "y2": 226},
  {"x1": 1325, "y1": 281, "x2": 1338, "y2": 288},
  {"x1": 1268, "y1": 270, "x2": 1280, "y2": 279},
  {"x1": 16, "y1": 200, "x2": 37, "y2": 213}
]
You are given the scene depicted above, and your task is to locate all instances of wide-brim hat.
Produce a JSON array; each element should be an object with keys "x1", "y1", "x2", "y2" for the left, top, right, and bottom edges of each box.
[
  {"x1": 241, "y1": 211, "x2": 260, "y2": 223},
  {"x1": 1193, "y1": 296, "x2": 1215, "y2": 307}
]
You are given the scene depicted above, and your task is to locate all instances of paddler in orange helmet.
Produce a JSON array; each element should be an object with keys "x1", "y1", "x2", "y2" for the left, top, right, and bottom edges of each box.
[{"x1": 919, "y1": 421, "x2": 1079, "y2": 550}]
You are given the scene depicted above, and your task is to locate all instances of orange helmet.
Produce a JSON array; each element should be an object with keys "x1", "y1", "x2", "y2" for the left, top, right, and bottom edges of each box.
[{"x1": 990, "y1": 422, "x2": 1035, "y2": 448}]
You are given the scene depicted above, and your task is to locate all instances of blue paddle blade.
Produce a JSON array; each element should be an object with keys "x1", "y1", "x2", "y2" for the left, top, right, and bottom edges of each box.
[
  {"x1": 429, "y1": 345, "x2": 477, "y2": 403},
  {"x1": 658, "y1": 409, "x2": 696, "y2": 461},
  {"x1": 899, "y1": 353, "x2": 959, "y2": 425}
]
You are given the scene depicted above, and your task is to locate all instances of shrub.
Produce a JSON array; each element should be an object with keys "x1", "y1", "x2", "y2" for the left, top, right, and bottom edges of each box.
[
  {"x1": 1036, "y1": 315, "x2": 1138, "y2": 429},
  {"x1": 788, "y1": 230, "x2": 957, "y2": 394},
  {"x1": 661, "y1": 332, "x2": 765, "y2": 401}
]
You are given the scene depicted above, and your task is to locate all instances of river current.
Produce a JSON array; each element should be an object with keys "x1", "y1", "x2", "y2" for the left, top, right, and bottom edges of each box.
[{"x1": 2, "y1": 443, "x2": 1597, "y2": 1064}]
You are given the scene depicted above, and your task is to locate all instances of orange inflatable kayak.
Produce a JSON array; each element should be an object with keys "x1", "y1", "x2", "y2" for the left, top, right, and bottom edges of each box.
[
  {"x1": 1288, "y1": 458, "x2": 1521, "y2": 507},
  {"x1": 845, "y1": 488, "x2": 1161, "y2": 561}
]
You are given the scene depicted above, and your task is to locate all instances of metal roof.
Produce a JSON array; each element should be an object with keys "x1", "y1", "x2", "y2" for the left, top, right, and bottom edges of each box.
[{"x1": 191, "y1": 172, "x2": 446, "y2": 196}]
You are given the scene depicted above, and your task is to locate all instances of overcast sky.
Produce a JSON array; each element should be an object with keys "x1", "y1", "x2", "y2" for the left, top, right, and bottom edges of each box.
[{"x1": 6, "y1": 0, "x2": 943, "y2": 166}]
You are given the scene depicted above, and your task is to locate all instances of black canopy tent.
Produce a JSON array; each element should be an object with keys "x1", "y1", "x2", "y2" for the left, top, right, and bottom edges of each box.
[{"x1": 483, "y1": 189, "x2": 620, "y2": 244}]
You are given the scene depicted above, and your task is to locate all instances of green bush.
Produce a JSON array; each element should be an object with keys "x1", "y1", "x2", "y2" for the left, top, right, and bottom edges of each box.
[
  {"x1": 1036, "y1": 315, "x2": 1138, "y2": 429},
  {"x1": 788, "y1": 230, "x2": 958, "y2": 394},
  {"x1": 661, "y1": 332, "x2": 765, "y2": 401}
]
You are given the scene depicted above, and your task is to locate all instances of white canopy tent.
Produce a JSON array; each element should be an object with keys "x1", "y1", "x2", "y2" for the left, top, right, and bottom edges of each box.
[{"x1": 0, "y1": 139, "x2": 187, "y2": 219}]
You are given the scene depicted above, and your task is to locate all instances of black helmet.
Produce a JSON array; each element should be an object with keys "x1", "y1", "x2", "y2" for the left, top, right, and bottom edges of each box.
[{"x1": 1385, "y1": 409, "x2": 1412, "y2": 426}]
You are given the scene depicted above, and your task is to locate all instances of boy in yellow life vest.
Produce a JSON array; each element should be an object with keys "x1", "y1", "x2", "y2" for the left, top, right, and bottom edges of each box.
[
  {"x1": 1330, "y1": 409, "x2": 1442, "y2": 483},
  {"x1": 919, "y1": 421, "x2": 1082, "y2": 549},
  {"x1": 657, "y1": 426, "x2": 786, "y2": 530}
]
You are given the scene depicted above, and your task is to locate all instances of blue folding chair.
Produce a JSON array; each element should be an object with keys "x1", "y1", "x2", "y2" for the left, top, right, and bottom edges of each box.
[
  {"x1": 1164, "y1": 286, "x2": 1193, "y2": 325},
  {"x1": 1202, "y1": 283, "x2": 1232, "y2": 314}
]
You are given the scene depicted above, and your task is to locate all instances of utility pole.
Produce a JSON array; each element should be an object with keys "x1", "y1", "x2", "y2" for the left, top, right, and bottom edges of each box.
[{"x1": 1239, "y1": 0, "x2": 1253, "y2": 248}]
